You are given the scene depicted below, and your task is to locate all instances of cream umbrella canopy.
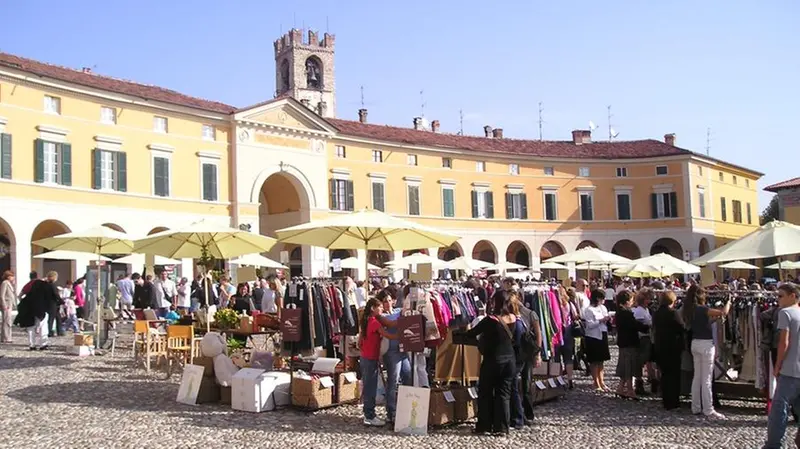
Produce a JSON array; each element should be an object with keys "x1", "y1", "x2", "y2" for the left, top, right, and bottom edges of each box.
[
  {"x1": 718, "y1": 261, "x2": 760, "y2": 270},
  {"x1": 548, "y1": 247, "x2": 632, "y2": 266},
  {"x1": 337, "y1": 257, "x2": 380, "y2": 271},
  {"x1": 386, "y1": 253, "x2": 452, "y2": 269},
  {"x1": 766, "y1": 261, "x2": 800, "y2": 270},
  {"x1": 631, "y1": 253, "x2": 701, "y2": 275},
  {"x1": 229, "y1": 253, "x2": 287, "y2": 269},
  {"x1": 613, "y1": 263, "x2": 667, "y2": 278},
  {"x1": 447, "y1": 256, "x2": 493, "y2": 272},
  {"x1": 276, "y1": 209, "x2": 460, "y2": 280},
  {"x1": 34, "y1": 250, "x2": 112, "y2": 262},
  {"x1": 691, "y1": 221, "x2": 800, "y2": 265},
  {"x1": 113, "y1": 253, "x2": 181, "y2": 266},
  {"x1": 33, "y1": 225, "x2": 135, "y2": 349},
  {"x1": 539, "y1": 261, "x2": 569, "y2": 270},
  {"x1": 488, "y1": 261, "x2": 527, "y2": 272}
]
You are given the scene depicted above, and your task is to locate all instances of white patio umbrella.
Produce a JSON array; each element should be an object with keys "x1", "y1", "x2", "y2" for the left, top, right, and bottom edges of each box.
[
  {"x1": 539, "y1": 261, "x2": 569, "y2": 270},
  {"x1": 113, "y1": 253, "x2": 180, "y2": 266},
  {"x1": 34, "y1": 250, "x2": 112, "y2": 262},
  {"x1": 387, "y1": 252, "x2": 452, "y2": 269},
  {"x1": 631, "y1": 253, "x2": 701, "y2": 275},
  {"x1": 446, "y1": 256, "x2": 493, "y2": 272},
  {"x1": 335, "y1": 256, "x2": 380, "y2": 271},
  {"x1": 229, "y1": 253, "x2": 287, "y2": 269},
  {"x1": 548, "y1": 247, "x2": 632, "y2": 266},
  {"x1": 488, "y1": 260, "x2": 527, "y2": 272},
  {"x1": 718, "y1": 261, "x2": 760, "y2": 270},
  {"x1": 765, "y1": 261, "x2": 800, "y2": 270},
  {"x1": 614, "y1": 263, "x2": 668, "y2": 278}
]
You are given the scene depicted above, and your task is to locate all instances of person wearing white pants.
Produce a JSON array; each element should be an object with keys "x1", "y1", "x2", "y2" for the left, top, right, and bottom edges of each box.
[
  {"x1": 27, "y1": 312, "x2": 49, "y2": 350},
  {"x1": 682, "y1": 285, "x2": 730, "y2": 419}
]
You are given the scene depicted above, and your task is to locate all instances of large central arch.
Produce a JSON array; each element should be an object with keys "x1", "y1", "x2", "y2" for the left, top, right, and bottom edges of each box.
[
  {"x1": 31, "y1": 219, "x2": 72, "y2": 281},
  {"x1": 258, "y1": 170, "x2": 312, "y2": 277}
]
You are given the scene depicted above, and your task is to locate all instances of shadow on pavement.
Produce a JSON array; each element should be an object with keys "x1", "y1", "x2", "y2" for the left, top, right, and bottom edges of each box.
[{"x1": 0, "y1": 356, "x2": 75, "y2": 371}]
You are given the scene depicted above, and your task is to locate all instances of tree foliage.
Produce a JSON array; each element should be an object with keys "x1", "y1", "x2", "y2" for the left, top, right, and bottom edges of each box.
[{"x1": 760, "y1": 195, "x2": 780, "y2": 225}]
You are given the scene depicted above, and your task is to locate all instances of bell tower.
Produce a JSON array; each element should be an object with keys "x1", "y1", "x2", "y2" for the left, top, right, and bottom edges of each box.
[{"x1": 273, "y1": 29, "x2": 336, "y2": 118}]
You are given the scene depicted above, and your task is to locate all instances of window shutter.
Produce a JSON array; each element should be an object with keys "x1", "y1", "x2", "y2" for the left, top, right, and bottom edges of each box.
[
  {"x1": 669, "y1": 192, "x2": 678, "y2": 218},
  {"x1": 471, "y1": 190, "x2": 478, "y2": 218},
  {"x1": 545, "y1": 194, "x2": 554, "y2": 220},
  {"x1": 587, "y1": 195, "x2": 593, "y2": 220},
  {"x1": 203, "y1": 163, "x2": 217, "y2": 201},
  {"x1": 116, "y1": 152, "x2": 127, "y2": 192},
  {"x1": 650, "y1": 193, "x2": 658, "y2": 219},
  {"x1": 0, "y1": 133, "x2": 11, "y2": 179},
  {"x1": 346, "y1": 180, "x2": 354, "y2": 211},
  {"x1": 154, "y1": 157, "x2": 167, "y2": 197},
  {"x1": 505, "y1": 192, "x2": 512, "y2": 219},
  {"x1": 34, "y1": 139, "x2": 44, "y2": 183},
  {"x1": 329, "y1": 179, "x2": 337, "y2": 209},
  {"x1": 520, "y1": 193, "x2": 528, "y2": 219},
  {"x1": 92, "y1": 149, "x2": 102, "y2": 190},
  {"x1": 486, "y1": 191, "x2": 494, "y2": 218},
  {"x1": 60, "y1": 143, "x2": 72, "y2": 186}
]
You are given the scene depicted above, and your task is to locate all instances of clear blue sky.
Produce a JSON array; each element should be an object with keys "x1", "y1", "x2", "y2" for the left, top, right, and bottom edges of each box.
[{"x1": 3, "y1": 1, "x2": 797, "y2": 210}]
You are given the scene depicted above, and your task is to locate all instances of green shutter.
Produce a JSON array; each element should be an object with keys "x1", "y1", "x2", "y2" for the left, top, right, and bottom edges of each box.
[
  {"x1": 92, "y1": 149, "x2": 102, "y2": 190},
  {"x1": 720, "y1": 198, "x2": 727, "y2": 221},
  {"x1": 443, "y1": 189, "x2": 454, "y2": 217},
  {"x1": 372, "y1": 182, "x2": 384, "y2": 211},
  {"x1": 34, "y1": 139, "x2": 44, "y2": 183},
  {"x1": 202, "y1": 163, "x2": 217, "y2": 201},
  {"x1": 486, "y1": 191, "x2": 494, "y2": 218},
  {"x1": 0, "y1": 133, "x2": 11, "y2": 179},
  {"x1": 60, "y1": 143, "x2": 71, "y2": 186},
  {"x1": 669, "y1": 192, "x2": 678, "y2": 218},
  {"x1": 154, "y1": 157, "x2": 167, "y2": 197},
  {"x1": 471, "y1": 190, "x2": 478, "y2": 218},
  {"x1": 520, "y1": 193, "x2": 528, "y2": 219},
  {"x1": 345, "y1": 180, "x2": 354, "y2": 211},
  {"x1": 505, "y1": 192, "x2": 512, "y2": 219},
  {"x1": 116, "y1": 152, "x2": 127, "y2": 192},
  {"x1": 651, "y1": 193, "x2": 658, "y2": 219},
  {"x1": 329, "y1": 179, "x2": 337, "y2": 209}
]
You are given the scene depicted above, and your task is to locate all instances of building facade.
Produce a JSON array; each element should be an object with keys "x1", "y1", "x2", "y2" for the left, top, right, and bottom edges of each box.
[{"x1": 0, "y1": 29, "x2": 764, "y2": 285}]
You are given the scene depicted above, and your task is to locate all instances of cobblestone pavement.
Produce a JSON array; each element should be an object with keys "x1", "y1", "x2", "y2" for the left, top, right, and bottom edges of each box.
[{"x1": 0, "y1": 330, "x2": 792, "y2": 449}]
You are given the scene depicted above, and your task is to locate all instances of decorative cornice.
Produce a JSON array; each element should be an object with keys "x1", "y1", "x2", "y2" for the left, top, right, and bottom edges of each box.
[
  {"x1": 94, "y1": 135, "x2": 123, "y2": 145},
  {"x1": 148, "y1": 143, "x2": 174, "y2": 153},
  {"x1": 197, "y1": 151, "x2": 222, "y2": 160},
  {"x1": 36, "y1": 125, "x2": 68, "y2": 135}
]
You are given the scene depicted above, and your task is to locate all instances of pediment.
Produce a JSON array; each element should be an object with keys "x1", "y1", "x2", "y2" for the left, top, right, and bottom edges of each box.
[{"x1": 234, "y1": 97, "x2": 335, "y2": 135}]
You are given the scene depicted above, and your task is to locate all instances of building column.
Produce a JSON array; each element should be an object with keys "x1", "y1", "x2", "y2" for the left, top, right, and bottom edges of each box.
[
  {"x1": 355, "y1": 248, "x2": 367, "y2": 281},
  {"x1": 304, "y1": 245, "x2": 328, "y2": 279},
  {"x1": 392, "y1": 250, "x2": 404, "y2": 282},
  {"x1": 181, "y1": 258, "x2": 194, "y2": 280},
  {"x1": 14, "y1": 235, "x2": 31, "y2": 295},
  {"x1": 428, "y1": 247, "x2": 441, "y2": 279}
]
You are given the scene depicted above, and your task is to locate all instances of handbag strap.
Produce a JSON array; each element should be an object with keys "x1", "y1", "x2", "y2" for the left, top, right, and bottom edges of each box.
[{"x1": 490, "y1": 315, "x2": 515, "y2": 341}]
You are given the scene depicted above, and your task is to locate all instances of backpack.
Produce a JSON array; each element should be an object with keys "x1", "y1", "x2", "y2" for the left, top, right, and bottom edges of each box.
[{"x1": 516, "y1": 319, "x2": 540, "y2": 362}]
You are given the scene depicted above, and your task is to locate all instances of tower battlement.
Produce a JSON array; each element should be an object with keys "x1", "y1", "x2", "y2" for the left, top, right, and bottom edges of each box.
[{"x1": 274, "y1": 29, "x2": 335, "y2": 55}]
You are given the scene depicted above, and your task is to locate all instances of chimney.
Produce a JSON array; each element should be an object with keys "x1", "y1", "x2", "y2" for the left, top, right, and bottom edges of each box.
[
  {"x1": 431, "y1": 120, "x2": 440, "y2": 133},
  {"x1": 413, "y1": 117, "x2": 424, "y2": 130},
  {"x1": 664, "y1": 133, "x2": 676, "y2": 146},
  {"x1": 358, "y1": 108, "x2": 368, "y2": 124},
  {"x1": 82, "y1": 67, "x2": 92, "y2": 74},
  {"x1": 492, "y1": 128, "x2": 504, "y2": 139},
  {"x1": 317, "y1": 101, "x2": 328, "y2": 116},
  {"x1": 484, "y1": 125, "x2": 493, "y2": 138},
  {"x1": 572, "y1": 129, "x2": 592, "y2": 145}
]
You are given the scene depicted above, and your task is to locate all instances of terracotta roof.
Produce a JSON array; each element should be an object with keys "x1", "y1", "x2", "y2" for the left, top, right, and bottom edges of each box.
[
  {"x1": 327, "y1": 119, "x2": 692, "y2": 160},
  {"x1": 765, "y1": 177, "x2": 800, "y2": 192},
  {"x1": 0, "y1": 52, "x2": 236, "y2": 114}
]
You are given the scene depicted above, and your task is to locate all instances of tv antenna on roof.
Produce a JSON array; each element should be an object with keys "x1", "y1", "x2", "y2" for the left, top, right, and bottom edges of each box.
[
  {"x1": 360, "y1": 86, "x2": 365, "y2": 108},
  {"x1": 607, "y1": 105, "x2": 619, "y2": 141},
  {"x1": 538, "y1": 102, "x2": 544, "y2": 141},
  {"x1": 459, "y1": 109, "x2": 464, "y2": 135},
  {"x1": 420, "y1": 90, "x2": 426, "y2": 117},
  {"x1": 705, "y1": 127, "x2": 712, "y2": 156}
]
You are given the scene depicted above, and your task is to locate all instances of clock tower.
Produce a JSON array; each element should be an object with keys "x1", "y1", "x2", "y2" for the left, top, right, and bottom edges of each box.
[{"x1": 273, "y1": 29, "x2": 336, "y2": 118}]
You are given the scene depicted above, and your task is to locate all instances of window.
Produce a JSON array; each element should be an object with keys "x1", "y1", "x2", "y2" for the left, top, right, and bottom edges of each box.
[
  {"x1": 746, "y1": 203, "x2": 752, "y2": 224},
  {"x1": 745, "y1": 179, "x2": 750, "y2": 188},
  {"x1": 616, "y1": 167, "x2": 628, "y2": 177},
  {"x1": 578, "y1": 167, "x2": 590, "y2": 177},
  {"x1": 202, "y1": 125, "x2": 216, "y2": 140},
  {"x1": 407, "y1": 154, "x2": 418, "y2": 166},
  {"x1": 732, "y1": 200, "x2": 743, "y2": 223},
  {"x1": 509, "y1": 164, "x2": 520, "y2": 175},
  {"x1": 442, "y1": 157, "x2": 452, "y2": 169},
  {"x1": 153, "y1": 156, "x2": 170, "y2": 197},
  {"x1": 371, "y1": 150, "x2": 383, "y2": 163},
  {"x1": 92, "y1": 150, "x2": 126, "y2": 191},
  {"x1": 371, "y1": 181, "x2": 385, "y2": 212},
  {"x1": 543, "y1": 166, "x2": 554, "y2": 176},
  {"x1": 335, "y1": 145, "x2": 346, "y2": 159},
  {"x1": 476, "y1": 161, "x2": 486, "y2": 172},
  {"x1": 655, "y1": 165, "x2": 668, "y2": 176},
  {"x1": 718, "y1": 172, "x2": 724, "y2": 182},
  {"x1": 505, "y1": 192, "x2": 528, "y2": 219},
  {"x1": 101, "y1": 106, "x2": 117, "y2": 124},
  {"x1": 34, "y1": 139, "x2": 71, "y2": 186},
  {"x1": 579, "y1": 192, "x2": 594, "y2": 220},
  {"x1": 442, "y1": 187, "x2": 455, "y2": 217},
  {"x1": 153, "y1": 116, "x2": 168, "y2": 133},
  {"x1": 471, "y1": 191, "x2": 494, "y2": 218},
  {"x1": 330, "y1": 179, "x2": 354, "y2": 211},
  {"x1": 407, "y1": 185, "x2": 420, "y2": 215},
  {"x1": 616, "y1": 193, "x2": 631, "y2": 220},
  {"x1": 651, "y1": 192, "x2": 679, "y2": 218},
  {"x1": 720, "y1": 197, "x2": 727, "y2": 221},
  {"x1": 698, "y1": 189, "x2": 706, "y2": 218},
  {"x1": 698, "y1": 166, "x2": 703, "y2": 176},
  {"x1": 543, "y1": 192, "x2": 557, "y2": 221},
  {"x1": 732, "y1": 175, "x2": 738, "y2": 185},
  {"x1": 44, "y1": 95, "x2": 61, "y2": 114},
  {"x1": 202, "y1": 163, "x2": 218, "y2": 201}
]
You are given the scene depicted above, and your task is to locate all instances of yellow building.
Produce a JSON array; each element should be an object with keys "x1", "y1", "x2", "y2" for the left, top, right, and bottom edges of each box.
[{"x1": 0, "y1": 29, "x2": 764, "y2": 283}]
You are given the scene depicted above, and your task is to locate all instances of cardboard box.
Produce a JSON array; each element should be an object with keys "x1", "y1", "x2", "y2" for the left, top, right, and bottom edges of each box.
[
  {"x1": 74, "y1": 334, "x2": 94, "y2": 347},
  {"x1": 336, "y1": 372, "x2": 359, "y2": 403},
  {"x1": 291, "y1": 375, "x2": 333, "y2": 397},
  {"x1": 264, "y1": 371, "x2": 291, "y2": 408},
  {"x1": 453, "y1": 386, "x2": 478, "y2": 422},
  {"x1": 231, "y1": 368, "x2": 269, "y2": 413},
  {"x1": 196, "y1": 376, "x2": 221, "y2": 404},
  {"x1": 428, "y1": 389, "x2": 456, "y2": 426},
  {"x1": 67, "y1": 345, "x2": 95, "y2": 356},
  {"x1": 192, "y1": 356, "x2": 216, "y2": 378},
  {"x1": 291, "y1": 391, "x2": 332, "y2": 409},
  {"x1": 220, "y1": 386, "x2": 232, "y2": 405}
]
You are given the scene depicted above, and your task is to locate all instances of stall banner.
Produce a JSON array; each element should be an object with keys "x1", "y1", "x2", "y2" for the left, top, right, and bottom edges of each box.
[
  {"x1": 394, "y1": 386, "x2": 430, "y2": 435},
  {"x1": 176, "y1": 364, "x2": 205, "y2": 405},
  {"x1": 398, "y1": 314, "x2": 425, "y2": 353},
  {"x1": 281, "y1": 308, "x2": 303, "y2": 342}
]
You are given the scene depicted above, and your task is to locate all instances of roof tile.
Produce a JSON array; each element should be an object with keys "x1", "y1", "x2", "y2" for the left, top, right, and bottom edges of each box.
[{"x1": 765, "y1": 177, "x2": 800, "y2": 192}]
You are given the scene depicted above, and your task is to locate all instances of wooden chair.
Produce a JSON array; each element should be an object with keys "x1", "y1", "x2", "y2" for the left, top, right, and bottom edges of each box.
[
  {"x1": 133, "y1": 320, "x2": 166, "y2": 373},
  {"x1": 162, "y1": 325, "x2": 194, "y2": 379}
]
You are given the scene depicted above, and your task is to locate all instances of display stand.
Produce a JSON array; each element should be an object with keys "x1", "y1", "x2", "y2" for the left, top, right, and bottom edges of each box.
[{"x1": 531, "y1": 359, "x2": 569, "y2": 404}]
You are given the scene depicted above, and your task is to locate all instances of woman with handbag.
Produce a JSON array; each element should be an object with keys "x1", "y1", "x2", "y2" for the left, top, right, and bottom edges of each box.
[
  {"x1": 464, "y1": 290, "x2": 518, "y2": 436},
  {"x1": 584, "y1": 289, "x2": 612, "y2": 392}
]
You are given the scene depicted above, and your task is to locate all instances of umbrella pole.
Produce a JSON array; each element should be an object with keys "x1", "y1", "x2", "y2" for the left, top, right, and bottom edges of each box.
[
  {"x1": 96, "y1": 254, "x2": 102, "y2": 351},
  {"x1": 778, "y1": 256, "x2": 784, "y2": 282},
  {"x1": 204, "y1": 267, "x2": 210, "y2": 333}
]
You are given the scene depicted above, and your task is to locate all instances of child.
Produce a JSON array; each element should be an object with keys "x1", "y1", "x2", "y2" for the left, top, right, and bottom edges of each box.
[
  {"x1": 63, "y1": 294, "x2": 79, "y2": 334},
  {"x1": 359, "y1": 297, "x2": 394, "y2": 427}
]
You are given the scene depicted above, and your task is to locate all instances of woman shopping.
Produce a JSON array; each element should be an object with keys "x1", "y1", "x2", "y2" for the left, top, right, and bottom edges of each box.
[
  {"x1": 463, "y1": 290, "x2": 518, "y2": 436},
  {"x1": 653, "y1": 290, "x2": 685, "y2": 410},
  {"x1": 359, "y1": 297, "x2": 395, "y2": 427},
  {"x1": 614, "y1": 290, "x2": 650, "y2": 399},
  {"x1": 583, "y1": 289, "x2": 612, "y2": 392},
  {"x1": 682, "y1": 284, "x2": 730, "y2": 420}
]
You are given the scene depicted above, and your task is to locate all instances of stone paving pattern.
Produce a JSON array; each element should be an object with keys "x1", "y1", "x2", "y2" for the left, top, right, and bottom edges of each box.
[{"x1": 0, "y1": 330, "x2": 792, "y2": 449}]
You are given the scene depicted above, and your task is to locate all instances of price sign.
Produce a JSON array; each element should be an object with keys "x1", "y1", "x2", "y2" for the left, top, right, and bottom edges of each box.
[
  {"x1": 548, "y1": 378, "x2": 557, "y2": 388},
  {"x1": 332, "y1": 258, "x2": 342, "y2": 272},
  {"x1": 319, "y1": 376, "x2": 334, "y2": 388},
  {"x1": 535, "y1": 381, "x2": 546, "y2": 390},
  {"x1": 443, "y1": 391, "x2": 456, "y2": 403},
  {"x1": 557, "y1": 376, "x2": 566, "y2": 386},
  {"x1": 343, "y1": 372, "x2": 357, "y2": 383}
]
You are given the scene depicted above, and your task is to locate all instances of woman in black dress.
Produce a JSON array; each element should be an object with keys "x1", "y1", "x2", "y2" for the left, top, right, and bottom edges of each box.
[
  {"x1": 615, "y1": 290, "x2": 650, "y2": 399},
  {"x1": 463, "y1": 290, "x2": 518, "y2": 436},
  {"x1": 652, "y1": 290, "x2": 685, "y2": 410}
]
